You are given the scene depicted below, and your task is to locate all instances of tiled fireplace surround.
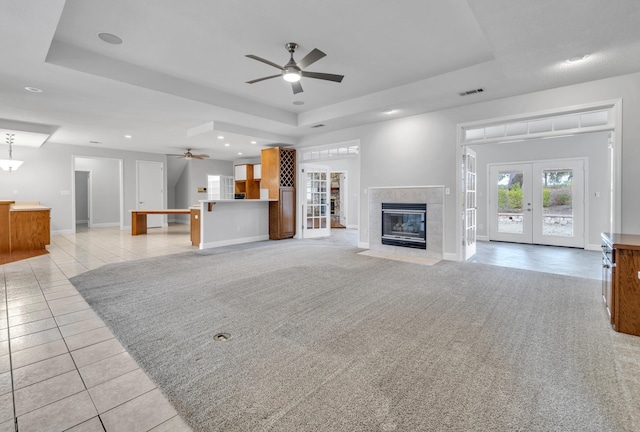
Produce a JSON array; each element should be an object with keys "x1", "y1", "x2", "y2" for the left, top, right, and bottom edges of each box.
[{"x1": 368, "y1": 187, "x2": 444, "y2": 260}]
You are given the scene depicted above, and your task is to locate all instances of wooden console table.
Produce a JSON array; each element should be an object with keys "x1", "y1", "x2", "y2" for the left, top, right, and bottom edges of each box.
[{"x1": 130, "y1": 209, "x2": 190, "y2": 236}]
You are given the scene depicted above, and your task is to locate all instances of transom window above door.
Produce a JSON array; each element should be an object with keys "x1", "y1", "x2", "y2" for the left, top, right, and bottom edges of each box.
[{"x1": 462, "y1": 109, "x2": 611, "y2": 145}]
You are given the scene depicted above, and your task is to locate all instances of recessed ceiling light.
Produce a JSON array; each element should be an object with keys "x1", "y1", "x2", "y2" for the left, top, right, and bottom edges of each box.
[
  {"x1": 238, "y1": 152, "x2": 243, "y2": 155},
  {"x1": 24, "y1": 87, "x2": 43, "y2": 93},
  {"x1": 293, "y1": 101, "x2": 304, "y2": 106},
  {"x1": 124, "y1": 135, "x2": 132, "y2": 138},
  {"x1": 564, "y1": 54, "x2": 590, "y2": 64},
  {"x1": 251, "y1": 141, "x2": 257, "y2": 144},
  {"x1": 224, "y1": 143, "x2": 230, "y2": 147},
  {"x1": 383, "y1": 109, "x2": 397, "y2": 114},
  {"x1": 98, "y1": 32, "x2": 123, "y2": 45},
  {"x1": 217, "y1": 135, "x2": 224, "y2": 139}
]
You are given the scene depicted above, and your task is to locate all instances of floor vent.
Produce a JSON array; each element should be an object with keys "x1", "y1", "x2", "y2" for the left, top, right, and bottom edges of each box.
[
  {"x1": 213, "y1": 333, "x2": 231, "y2": 341},
  {"x1": 459, "y1": 88, "x2": 484, "y2": 97}
]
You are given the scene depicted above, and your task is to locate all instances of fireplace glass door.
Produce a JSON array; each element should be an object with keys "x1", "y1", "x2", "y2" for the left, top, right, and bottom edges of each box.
[{"x1": 381, "y1": 203, "x2": 426, "y2": 249}]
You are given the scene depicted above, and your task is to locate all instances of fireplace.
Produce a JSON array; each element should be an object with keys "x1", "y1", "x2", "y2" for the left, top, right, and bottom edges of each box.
[{"x1": 381, "y1": 203, "x2": 426, "y2": 249}]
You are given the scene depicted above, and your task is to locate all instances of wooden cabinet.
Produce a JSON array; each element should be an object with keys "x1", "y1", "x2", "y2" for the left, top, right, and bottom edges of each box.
[
  {"x1": 269, "y1": 187, "x2": 295, "y2": 240},
  {"x1": 0, "y1": 201, "x2": 12, "y2": 255},
  {"x1": 10, "y1": 209, "x2": 50, "y2": 251},
  {"x1": 234, "y1": 164, "x2": 260, "y2": 199},
  {"x1": 190, "y1": 208, "x2": 200, "y2": 247},
  {"x1": 602, "y1": 233, "x2": 640, "y2": 336},
  {"x1": 262, "y1": 147, "x2": 296, "y2": 239}
]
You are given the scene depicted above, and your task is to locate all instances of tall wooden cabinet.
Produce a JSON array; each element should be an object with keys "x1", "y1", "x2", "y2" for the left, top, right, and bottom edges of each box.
[
  {"x1": 261, "y1": 147, "x2": 296, "y2": 240},
  {"x1": 601, "y1": 232, "x2": 640, "y2": 336}
]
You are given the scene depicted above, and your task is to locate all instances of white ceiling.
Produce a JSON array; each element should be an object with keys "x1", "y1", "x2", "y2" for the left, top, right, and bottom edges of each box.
[{"x1": 1, "y1": 0, "x2": 639, "y2": 160}]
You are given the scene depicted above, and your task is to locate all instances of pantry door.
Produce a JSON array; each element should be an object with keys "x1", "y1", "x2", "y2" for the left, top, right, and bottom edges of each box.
[{"x1": 489, "y1": 160, "x2": 584, "y2": 247}]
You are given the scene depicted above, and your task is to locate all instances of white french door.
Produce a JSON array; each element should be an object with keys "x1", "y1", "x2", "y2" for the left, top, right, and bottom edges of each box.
[
  {"x1": 301, "y1": 164, "x2": 330, "y2": 238},
  {"x1": 489, "y1": 159, "x2": 584, "y2": 247},
  {"x1": 463, "y1": 148, "x2": 477, "y2": 259}
]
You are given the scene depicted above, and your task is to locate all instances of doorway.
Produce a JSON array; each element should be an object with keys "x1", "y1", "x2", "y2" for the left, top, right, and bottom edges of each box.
[
  {"x1": 74, "y1": 171, "x2": 91, "y2": 227},
  {"x1": 489, "y1": 159, "x2": 585, "y2": 247},
  {"x1": 330, "y1": 172, "x2": 347, "y2": 228}
]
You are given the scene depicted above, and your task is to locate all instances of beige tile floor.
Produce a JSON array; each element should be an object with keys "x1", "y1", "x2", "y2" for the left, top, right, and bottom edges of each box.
[{"x1": 1, "y1": 223, "x2": 195, "y2": 432}]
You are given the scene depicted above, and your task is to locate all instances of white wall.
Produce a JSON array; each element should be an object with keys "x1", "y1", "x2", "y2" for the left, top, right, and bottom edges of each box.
[
  {"x1": 75, "y1": 157, "x2": 120, "y2": 226},
  {"x1": 298, "y1": 71, "x2": 640, "y2": 256},
  {"x1": 472, "y1": 132, "x2": 610, "y2": 248},
  {"x1": 0, "y1": 142, "x2": 167, "y2": 233},
  {"x1": 174, "y1": 159, "x2": 233, "y2": 223}
]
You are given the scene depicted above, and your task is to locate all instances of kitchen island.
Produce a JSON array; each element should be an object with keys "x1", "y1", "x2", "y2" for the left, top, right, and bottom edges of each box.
[
  {"x1": 0, "y1": 200, "x2": 51, "y2": 264},
  {"x1": 196, "y1": 199, "x2": 275, "y2": 249}
]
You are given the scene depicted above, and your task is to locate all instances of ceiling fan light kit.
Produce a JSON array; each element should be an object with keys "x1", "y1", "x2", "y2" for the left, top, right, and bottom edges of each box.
[{"x1": 246, "y1": 42, "x2": 344, "y2": 94}]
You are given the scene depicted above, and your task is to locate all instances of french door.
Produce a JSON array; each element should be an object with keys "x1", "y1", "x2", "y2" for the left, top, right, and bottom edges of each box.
[
  {"x1": 301, "y1": 164, "x2": 330, "y2": 238},
  {"x1": 489, "y1": 159, "x2": 584, "y2": 247},
  {"x1": 463, "y1": 148, "x2": 477, "y2": 259}
]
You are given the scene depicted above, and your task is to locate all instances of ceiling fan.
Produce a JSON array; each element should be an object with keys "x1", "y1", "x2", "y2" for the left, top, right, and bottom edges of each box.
[
  {"x1": 168, "y1": 148, "x2": 209, "y2": 160},
  {"x1": 246, "y1": 42, "x2": 344, "y2": 94}
]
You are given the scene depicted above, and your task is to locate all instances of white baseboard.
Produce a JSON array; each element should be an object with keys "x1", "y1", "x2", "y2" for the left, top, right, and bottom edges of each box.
[
  {"x1": 586, "y1": 243, "x2": 602, "y2": 251},
  {"x1": 476, "y1": 235, "x2": 489, "y2": 241},
  {"x1": 51, "y1": 229, "x2": 75, "y2": 235},
  {"x1": 443, "y1": 252, "x2": 459, "y2": 261},
  {"x1": 200, "y1": 235, "x2": 269, "y2": 249},
  {"x1": 174, "y1": 220, "x2": 189, "y2": 225},
  {"x1": 90, "y1": 222, "x2": 120, "y2": 228},
  {"x1": 358, "y1": 241, "x2": 369, "y2": 249},
  {"x1": 76, "y1": 219, "x2": 88, "y2": 224},
  {"x1": 347, "y1": 224, "x2": 358, "y2": 229}
]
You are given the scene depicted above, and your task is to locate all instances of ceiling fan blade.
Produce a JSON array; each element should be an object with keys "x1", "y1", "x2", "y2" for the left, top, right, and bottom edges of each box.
[
  {"x1": 296, "y1": 48, "x2": 326, "y2": 69},
  {"x1": 192, "y1": 154, "x2": 209, "y2": 159},
  {"x1": 292, "y1": 81, "x2": 303, "y2": 94},
  {"x1": 167, "y1": 154, "x2": 184, "y2": 157},
  {"x1": 246, "y1": 74, "x2": 281, "y2": 84},
  {"x1": 301, "y1": 71, "x2": 344, "y2": 83},
  {"x1": 245, "y1": 55, "x2": 284, "y2": 71}
]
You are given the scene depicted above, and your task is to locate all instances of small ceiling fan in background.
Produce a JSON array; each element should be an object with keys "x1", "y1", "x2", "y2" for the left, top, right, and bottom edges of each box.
[
  {"x1": 246, "y1": 42, "x2": 344, "y2": 94},
  {"x1": 168, "y1": 148, "x2": 209, "y2": 160}
]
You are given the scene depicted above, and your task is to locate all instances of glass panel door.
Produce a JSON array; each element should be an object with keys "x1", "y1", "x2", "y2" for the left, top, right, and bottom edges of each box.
[
  {"x1": 489, "y1": 164, "x2": 533, "y2": 243},
  {"x1": 302, "y1": 164, "x2": 330, "y2": 238},
  {"x1": 532, "y1": 160, "x2": 584, "y2": 247},
  {"x1": 464, "y1": 148, "x2": 477, "y2": 259},
  {"x1": 489, "y1": 160, "x2": 584, "y2": 247}
]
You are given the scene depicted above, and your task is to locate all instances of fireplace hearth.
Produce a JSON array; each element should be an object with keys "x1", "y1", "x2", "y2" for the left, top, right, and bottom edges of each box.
[{"x1": 381, "y1": 203, "x2": 426, "y2": 249}]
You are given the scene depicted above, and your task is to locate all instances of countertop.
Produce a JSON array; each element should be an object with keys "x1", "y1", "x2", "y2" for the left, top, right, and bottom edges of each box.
[{"x1": 602, "y1": 232, "x2": 640, "y2": 250}]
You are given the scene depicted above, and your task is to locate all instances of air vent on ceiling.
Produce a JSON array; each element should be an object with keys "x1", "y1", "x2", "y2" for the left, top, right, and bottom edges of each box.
[
  {"x1": 311, "y1": 124, "x2": 325, "y2": 128},
  {"x1": 459, "y1": 88, "x2": 485, "y2": 97}
]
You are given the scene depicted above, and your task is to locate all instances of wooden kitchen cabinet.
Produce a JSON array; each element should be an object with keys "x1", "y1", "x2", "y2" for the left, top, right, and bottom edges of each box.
[
  {"x1": 262, "y1": 147, "x2": 296, "y2": 239},
  {"x1": 601, "y1": 232, "x2": 640, "y2": 336}
]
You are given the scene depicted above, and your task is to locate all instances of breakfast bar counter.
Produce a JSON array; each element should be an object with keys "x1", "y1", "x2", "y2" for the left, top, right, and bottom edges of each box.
[{"x1": 196, "y1": 199, "x2": 275, "y2": 249}]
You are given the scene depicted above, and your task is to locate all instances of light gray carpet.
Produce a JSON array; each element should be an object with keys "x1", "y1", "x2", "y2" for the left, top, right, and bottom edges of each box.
[{"x1": 70, "y1": 236, "x2": 640, "y2": 432}]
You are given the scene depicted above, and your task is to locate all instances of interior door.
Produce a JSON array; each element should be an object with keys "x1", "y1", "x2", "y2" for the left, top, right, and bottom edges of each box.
[
  {"x1": 137, "y1": 161, "x2": 164, "y2": 228},
  {"x1": 463, "y1": 148, "x2": 477, "y2": 259},
  {"x1": 302, "y1": 164, "x2": 330, "y2": 238},
  {"x1": 489, "y1": 160, "x2": 584, "y2": 247}
]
